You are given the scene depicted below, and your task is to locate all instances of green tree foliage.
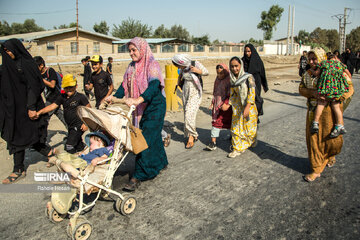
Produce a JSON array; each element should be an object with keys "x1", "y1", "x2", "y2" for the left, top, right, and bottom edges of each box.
[
  {"x1": 257, "y1": 5, "x2": 284, "y2": 40},
  {"x1": 112, "y1": 18, "x2": 152, "y2": 39},
  {"x1": 54, "y1": 22, "x2": 81, "y2": 29},
  {"x1": 297, "y1": 30, "x2": 310, "y2": 44},
  {"x1": 93, "y1": 21, "x2": 109, "y2": 35},
  {"x1": 326, "y1": 29, "x2": 339, "y2": 51},
  {"x1": 308, "y1": 27, "x2": 339, "y2": 51},
  {"x1": 153, "y1": 24, "x2": 190, "y2": 40},
  {"x1": 192, "y1": 34, "x2": 211, "y2": 45},
  {"x1": 0, "y1": 20, "x2": 12, "y2": 36},
  {"x1": 0, "y1": 19, "x2": 44, "y2": 36},
  {"x1": 346, "y1": 26, "x2": 360, "y2": 51}
]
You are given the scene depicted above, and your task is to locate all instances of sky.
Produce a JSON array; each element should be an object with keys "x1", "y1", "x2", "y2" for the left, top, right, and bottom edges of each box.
[{"x1": 0, "y1": 0, "x2": 359, "y2": 42}]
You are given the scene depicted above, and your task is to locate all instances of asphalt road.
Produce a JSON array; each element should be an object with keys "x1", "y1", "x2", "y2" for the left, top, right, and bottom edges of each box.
[{"x1": 0, "y1": 75, "x2": 359, "y2": 240}]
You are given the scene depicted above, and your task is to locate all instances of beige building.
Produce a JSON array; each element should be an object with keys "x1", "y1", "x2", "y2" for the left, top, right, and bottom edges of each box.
[{"x1": 0, "y1": 28, "x2": 120, "y2": 63}]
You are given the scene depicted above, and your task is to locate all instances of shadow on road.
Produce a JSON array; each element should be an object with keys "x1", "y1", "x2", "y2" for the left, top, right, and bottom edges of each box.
[
  {"x1": 199, "y1": 106, "x2": 212, "y2": 116},
  {"x1": 249, "y1": 140, "x2": 309, "y2": 174},
  {"x1": 272, "y1": 89, "x2": 300, "y2": 97}
]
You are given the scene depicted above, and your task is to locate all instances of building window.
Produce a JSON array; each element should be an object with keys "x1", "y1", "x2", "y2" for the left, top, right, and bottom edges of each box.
[
  {"x1": 118, "y1": 44, "x2": 127, "y2": 53},
  {"x1": 209, "y1": 46, "x2": 220, "y2": 52},
  {"x1": 47, "y1": 41, "x2": 55, "y2": 50},
  {"x1": 194, "y1": 44, "x2": 204, "y2": 52},
  {"x1": 93, "y1": 42, "x2": 100, "y2": 53},
  {"x1": 178, "y1": 44, "x2": 189, "y2": 52},
  {"x1": 231, "y1": 46, "x2": 240, "y2": 52},
  {"x1": 71, "y1": 42, "x2": 78, "y2": 54},
  {"x1": 149, "y1": 44, "x2": 157, "y2": 53},
  {"x1": 221, "y1": 46, "x2": 230, "y2": 52},
  {"x1": 161, "y1": 44, "x2": 174, "y2": 53}
]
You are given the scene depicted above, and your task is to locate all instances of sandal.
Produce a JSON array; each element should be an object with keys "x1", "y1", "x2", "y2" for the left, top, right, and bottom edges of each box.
[
  {"x1": 185, "y1": 141, "x2": 194, "y2": 149},
  {"x1": 163, "y1": 134, "x2": 171, "y2": 147},
  {"x1": 303, "y1": 172, "x2": 321, "y2": 182},
  {"x1": 2, "y1": 171, "x2": 26, "y2": 184},
  {"x1": 123, "y1": 178, "x2": 141, "y2": 192}
]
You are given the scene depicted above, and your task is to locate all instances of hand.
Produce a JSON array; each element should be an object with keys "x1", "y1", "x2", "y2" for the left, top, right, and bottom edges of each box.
[
  {"x1": 243, "y1": 104, "x2": 250, "y2": 119},
  {"x1": 80, "y1": 124, "x2": 88, "y2": 131},
  {"x1": 318, "y1": 95, "x2": 326, "y2": 100},
  {"x1": 91, "y1": 159, "x2": 98, "y2": 166},
  {"x1": 221, "y1": 103, "x2": 230, "y2": 111},
  {"x1": 104, "y1": 95, "x2": 113, "y2": 103},
  {"x1": 190, "y1": 66, "x2": 201, "y2": 75},
  {"x1": 209, "y1": 104, "x2": 213, "y2": 110},
  {"x1": 125, "y1": 97, "x2": 142, "y2": 107},
  {"x1": 85, "y1": 84, "x2": 90, "y2": 90},
  {"x1": 28, "y1": 110, "x2": 38, "y2": 120}
]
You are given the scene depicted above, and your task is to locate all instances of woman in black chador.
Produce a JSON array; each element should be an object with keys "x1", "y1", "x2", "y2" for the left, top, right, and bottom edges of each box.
[
  {"x1": 242, "y1": 43, "x2": 269, "y2": 120},
  {"x1": 0, "y1": 39, "x2": 54, "y2": 184}
]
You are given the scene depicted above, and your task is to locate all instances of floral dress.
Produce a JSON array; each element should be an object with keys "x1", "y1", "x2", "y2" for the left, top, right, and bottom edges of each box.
[{"x1": 317, "y1": 60, "x2": 349, "y2": 99}]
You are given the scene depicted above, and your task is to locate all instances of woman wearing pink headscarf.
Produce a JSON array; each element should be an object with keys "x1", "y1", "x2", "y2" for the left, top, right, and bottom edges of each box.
[
  {"x1": 206, "y1": 64, "x2": 232, "y2": 151},
  {"x1": 105, "y1": 37, "x2": 168, "y2": 191}
]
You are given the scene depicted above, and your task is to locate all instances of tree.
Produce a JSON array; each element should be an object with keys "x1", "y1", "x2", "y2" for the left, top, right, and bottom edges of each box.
[
  {"x1": 54, "y1": 22, "x2": 81, "y2": 29},
  {"x1": 309, "y1": 27, "x2": 328, "y2": 45},
  {"x1": 192, "y1": 34, "x2": 210, "y2": 45},
  {"x1": 112, "y1": 18, "x2": 152, "y2": 39},
  {"x1": 153, "y1": 24, "x2": 171, "y2": 38},
  {"x1": 297, "y1": 30, "x2": 310, "y2": 44},
  {"x1": 93, "y1": 21, "x2": 109, "y2": 35},
  {"x1": 257, "y1": 5, "x2": 284, "y2": 40},
  {"x1": 153, "y1": 24, "x2": 190, "y2": 40},
  {"x1": 326, "y1": 29, "x2": 339, "y2": 51},
  {"x1": 0, "y1": 20, "x2": 12, "y2": 36},
  {"x1": 346, "y1": 26, "x2": 360, "y2": 51}
]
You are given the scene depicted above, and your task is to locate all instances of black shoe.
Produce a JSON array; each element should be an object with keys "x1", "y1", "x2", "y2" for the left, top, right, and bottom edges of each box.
[{"x1": 206, "y1": 142, "x2": 217, "y2": 151}]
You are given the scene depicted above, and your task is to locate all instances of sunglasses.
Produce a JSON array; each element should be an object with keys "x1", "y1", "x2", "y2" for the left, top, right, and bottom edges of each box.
[{"x1": 216, "y1": 65, "x2": 224, "y2": 70}]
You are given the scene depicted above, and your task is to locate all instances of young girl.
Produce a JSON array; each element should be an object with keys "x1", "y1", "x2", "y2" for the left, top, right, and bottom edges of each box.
[
  {"x1": 311, "y1": 53, "x2": 351, "y2": 138},
  {"x1": 206, "y1": 64, "x2": 232, "y2": 151}
]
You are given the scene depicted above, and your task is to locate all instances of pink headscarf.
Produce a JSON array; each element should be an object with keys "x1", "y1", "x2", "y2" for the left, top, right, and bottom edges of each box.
[
  {"x1": 122, "y1": 37, "x2": 165, "y2": 127},
  {"x1": 212, "y1": 63, "x2": 230, "y2": 122}
]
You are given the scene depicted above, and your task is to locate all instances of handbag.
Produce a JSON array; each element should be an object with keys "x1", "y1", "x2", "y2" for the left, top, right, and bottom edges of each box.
[{"x1": 129, "y1": 125, "x2": 148, "y2": 154}]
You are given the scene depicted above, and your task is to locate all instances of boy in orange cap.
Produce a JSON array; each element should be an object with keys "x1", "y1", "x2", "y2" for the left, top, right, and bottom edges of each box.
[{"x1": 37, "y1": 74, "x2": 91, "y2": 153}]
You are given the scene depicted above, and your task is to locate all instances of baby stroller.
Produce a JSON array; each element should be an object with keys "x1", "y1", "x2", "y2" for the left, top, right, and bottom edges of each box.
[{"x1": 45, "y1": 102, "x2": 137, "y2": 240}]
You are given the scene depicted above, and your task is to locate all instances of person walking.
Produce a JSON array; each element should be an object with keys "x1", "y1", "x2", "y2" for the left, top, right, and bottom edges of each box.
[
  {"x1": 172, "y1": 54, "x2": 209, "y2": 149},
  {"x1": 0, "y1": 39, "x2": 55, "y2": 184},
  {"x1": 104, "y1": 37, "x2": 168, "y2": 191}
]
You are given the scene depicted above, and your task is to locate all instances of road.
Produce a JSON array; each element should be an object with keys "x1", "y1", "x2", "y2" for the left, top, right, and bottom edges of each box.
[{"x1": 0, "y1": 74, "x2": 359, "y2": 240}]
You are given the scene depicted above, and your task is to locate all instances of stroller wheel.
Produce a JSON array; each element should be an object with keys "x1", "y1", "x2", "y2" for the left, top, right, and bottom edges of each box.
[
  {"x1": 68, "y1": 216, "x2": 92, "y2": 240},
  {"x1": 115, "y1": 195, "x2": 137, "y2": 215},
  {"x1": 45, "y1": 201, "x2": 66, "y2": 223}
]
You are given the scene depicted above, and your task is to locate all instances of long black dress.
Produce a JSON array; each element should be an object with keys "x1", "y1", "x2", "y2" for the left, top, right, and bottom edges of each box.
[
  {"x1": 0, "y1": 39, "x2": 50, "y2": 173},
  {"x1": 242, "y1": 43, "x2": 269, "y2": 117}
]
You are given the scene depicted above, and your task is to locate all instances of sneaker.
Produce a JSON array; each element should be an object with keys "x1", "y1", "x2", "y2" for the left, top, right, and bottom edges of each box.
[
  {"x1": 206, "y1": 142, "x2": 217, "y2": 151},
  {"x1": 330, "y1": 125, "x2": 347, "y2": 138},
  {"x1": 310, "y1": 121, "x2": 319, "y2": 134},
  {"x1": 227, "y1": 150, "x2": 242, "y2": 158}
]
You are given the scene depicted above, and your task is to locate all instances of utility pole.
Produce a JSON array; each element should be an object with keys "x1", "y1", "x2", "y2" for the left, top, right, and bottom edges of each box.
[
  {"x1": 334, "y1": 8, "x2": 351, "y2": 54},
  {"x1": 291, "y1": 6, "x2": 295, "y2": 55},
  {"x1": 286, "y1": 5, "x2": 291, "y2": 55},
  {"x1": 76, "y1": 0, "x2": 79, "y2": 54}
]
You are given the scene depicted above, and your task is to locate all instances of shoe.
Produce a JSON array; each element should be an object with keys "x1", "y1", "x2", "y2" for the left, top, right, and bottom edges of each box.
[
  {"x1": 123, "y1": 178, "x2": 141, "y2": 192},
  {"x1": 206, "y1": 142, "x2": 217, "y2": 151},
  {"x1": 163, "y1": 134, "x2": 171, "y2": 147},
  {"x1": 251, "y1": 137, "x2": 258, "y2": 148},
  {"x1": 330, "y1": 125, "x2": 346, "y2": 138},
  {"x1": 227, "y1": 150, "x2": 242, "y2": 158},
  {"x1": 2, "y1": 171, "x2": 26, "y2": 184},
  {"x1": 310, "y1": 121, "x2": 319, "y2": 134}
]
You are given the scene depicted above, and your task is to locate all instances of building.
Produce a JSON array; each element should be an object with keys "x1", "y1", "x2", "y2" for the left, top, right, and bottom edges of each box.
[
  {"x1": 0, "y1": 28, "x2": 120, "y2": 63},
  {"x1": 263, "y1": 38, "x2": 311, "y2": 55}
]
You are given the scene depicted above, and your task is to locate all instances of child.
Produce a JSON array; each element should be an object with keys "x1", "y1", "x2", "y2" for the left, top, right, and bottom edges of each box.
[
  {"x1": 311, "y1": 53, "x2": 351, "y2": 138},
  {"x1": 37, "y1": 74, "x2": 91, "y2": 153},
  {"x1": 80, "y1": 131, "x2": 111, "y2": 166},
  {"x1": 80, "y1": 58, "x2": 94, "y2": 100},
  {"x1": 206, "y1": 64, "x2": 232, "y2": 151},
  {"x1": 86, "y1": 55, "x2": 114, "y2": 108},
  {"x1": 106, "y1": 57, "x2": 113, "y2": 80}
]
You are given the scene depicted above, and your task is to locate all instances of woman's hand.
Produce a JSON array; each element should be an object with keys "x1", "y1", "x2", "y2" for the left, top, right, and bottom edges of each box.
[
  {"x1": 243, "y1": 104, "x2": 251, "y2": 120},
  {"x1": 209, "y1": 103, "x2": 213, "y2": 110},
  {"x1": 190, "y1": 66, "x2": 202, "y2": 75},
  {"x1": 221, "y1": 103, "x2": 230, "y2": 111},
  {"x1": 80, "y1": 123, "x2": 88, "y2": 132},
  {"x1": 125, "y1": 97, "x2": 144, "y2": 107}
]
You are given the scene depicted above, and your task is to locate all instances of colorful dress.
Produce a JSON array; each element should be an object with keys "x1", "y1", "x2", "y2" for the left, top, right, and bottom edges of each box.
[
  {"x1": 229, "y1": 58, "x2": 258, "y2": 152},
  {"x1": 317, "y1": 59, "x2": 349, "y2": 99}
]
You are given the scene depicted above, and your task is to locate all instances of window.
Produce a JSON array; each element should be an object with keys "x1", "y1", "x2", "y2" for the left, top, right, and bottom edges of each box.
[
  {"x1": 161, "y1": 44, "x2": 174, "y2": 53},
  {"x1": 178, "y1": 44, "x2": 189, "y2": 52},
  {"x1": 149, "y1": 44, "x2": 157, "y2": 53},
  {"x1": 194, "y1": 44, "x2": 204, "y2": 52},
  {"x1": 118, "y1": 44, "x2": 127, "y2": 53},
  {"x1": 232, "y1": 46, "x2": 240, "y2": 52},
  {"x1": 47, "y1": 41, "x2": 55, "y2": 50},
  {"x1": 221, "y1": 46, "x2": 230, "y2": 52},
  {"x1": 71, "y1": 42, "x2": 78, "y2": 54},
  {"x1": 93, "y1": 42, "x2": 100, "y2": 53}
]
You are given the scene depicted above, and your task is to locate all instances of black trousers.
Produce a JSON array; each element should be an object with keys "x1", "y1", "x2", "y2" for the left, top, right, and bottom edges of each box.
[
  {"x1": 65, "y1": 128, "x2": 86, "y2": 154},
  {"x1": 13, "y1": 142, "x2": 51, "y2": 172}
]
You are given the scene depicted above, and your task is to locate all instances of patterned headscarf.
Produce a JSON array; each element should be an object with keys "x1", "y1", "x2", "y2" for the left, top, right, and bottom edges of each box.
[
  {"x1": 212, "y1": 63, "x2": 230, "y2": 121},
  {"x1": 122, "y1": 37, "x2": 164, "y2": 127},
  {"x1": 172, "y1": 54, "x2": 202, "y2": 93},
  {"x1": 172, "y1": 54, "x2": 191, "y2": 67}
]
